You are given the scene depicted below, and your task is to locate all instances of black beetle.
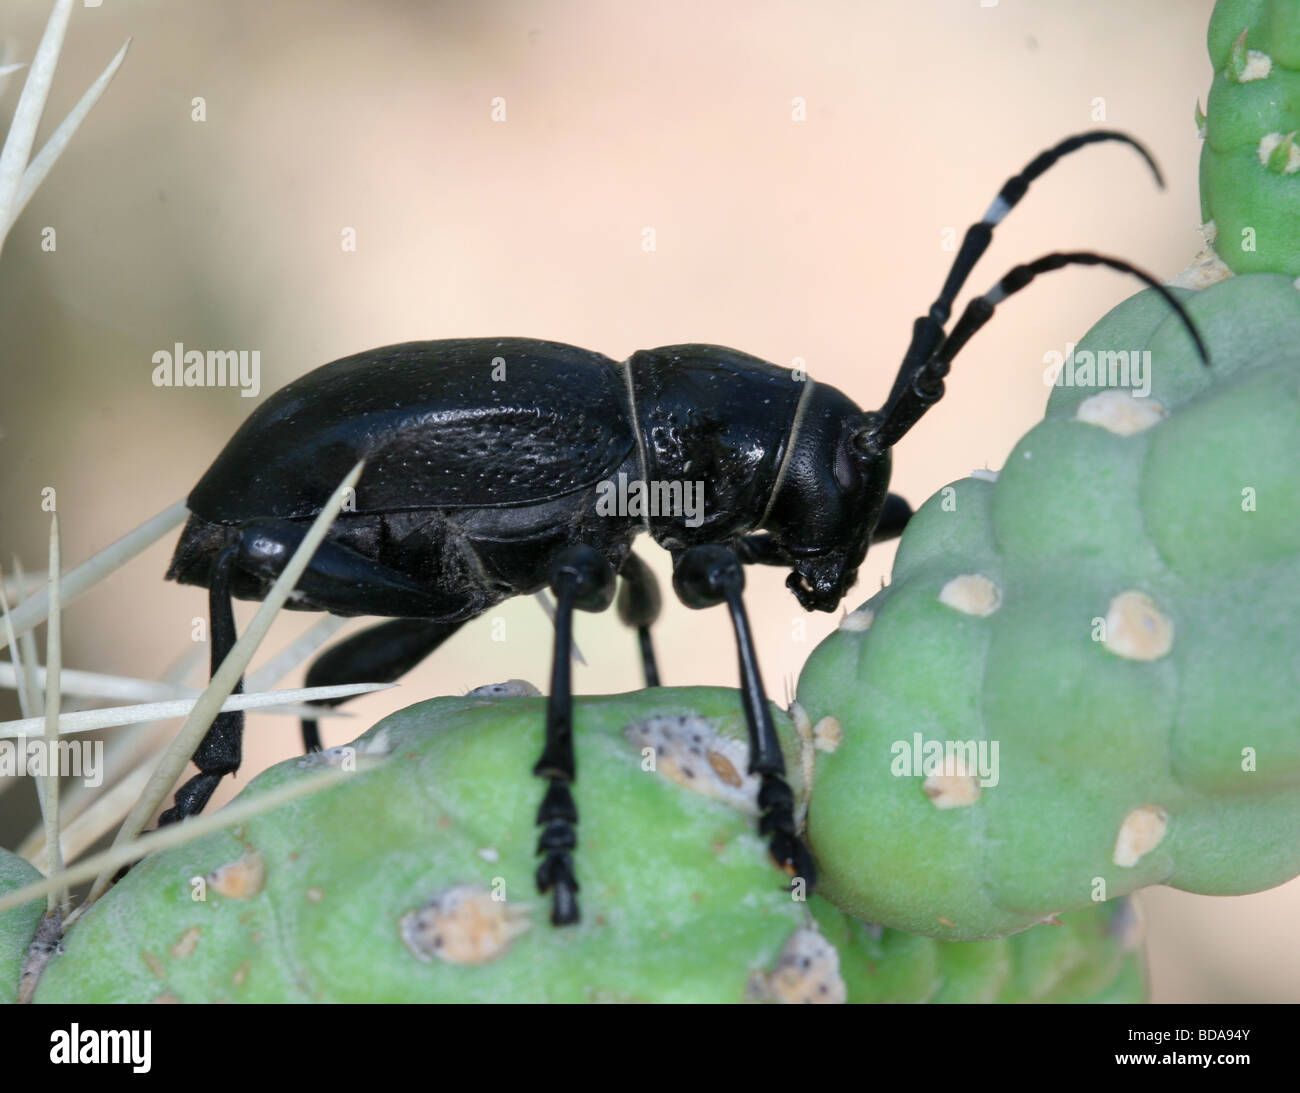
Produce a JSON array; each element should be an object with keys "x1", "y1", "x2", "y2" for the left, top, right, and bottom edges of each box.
[{"x1": 160, "y1": 131, "x2": 1205, "y2": 925}]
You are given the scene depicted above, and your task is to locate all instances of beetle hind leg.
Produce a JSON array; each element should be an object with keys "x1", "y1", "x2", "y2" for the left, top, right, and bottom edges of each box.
[
  {"x1": 159, "y1": 544, "x2": 244, "y2": 826},
  {"x1": 533, "y1": 544, "x2": 617, "y2": 926},
  {"x1": 616, "y1": 552, "x2": 662, "y2": 687},
  {"x1": 672, "y1": 544, "x2": 816, "y2": 893}
]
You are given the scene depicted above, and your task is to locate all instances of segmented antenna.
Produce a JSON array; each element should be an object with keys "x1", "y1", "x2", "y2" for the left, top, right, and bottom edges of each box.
[
  {"x1": 882, "y1": 131, "x2": 1163, "y2": 409},
  {"x1": 865, "y1": 130, "x2": 1199, "y2": 451},
  {"x1": 869, "y1": 252, "x2": 1208, "y2": 450}
]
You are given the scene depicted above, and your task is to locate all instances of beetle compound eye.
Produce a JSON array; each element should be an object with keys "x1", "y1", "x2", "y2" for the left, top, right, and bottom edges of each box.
[{"x1": 833, "y1": 443, "x2": 857, "y2": 490}]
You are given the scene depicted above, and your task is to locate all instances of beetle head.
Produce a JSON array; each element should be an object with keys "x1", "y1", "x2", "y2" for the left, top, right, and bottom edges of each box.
[{"x1": 762, "y1": 383, "x2": 891, "y2": 612}]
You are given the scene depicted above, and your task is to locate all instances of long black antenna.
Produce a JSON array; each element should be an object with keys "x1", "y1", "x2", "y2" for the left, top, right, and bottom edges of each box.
[
  {"x1": 879, "y1": 130, "x2": 1164, "y2": 416},
  {"x1": 866, "y1": 252, "x2": 1209, "y2": 450}
]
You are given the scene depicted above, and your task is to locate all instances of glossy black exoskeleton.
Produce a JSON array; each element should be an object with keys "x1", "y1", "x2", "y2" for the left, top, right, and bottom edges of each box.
[{"x1": 166, "y1": 338, "x2": 892, "y2": 618}]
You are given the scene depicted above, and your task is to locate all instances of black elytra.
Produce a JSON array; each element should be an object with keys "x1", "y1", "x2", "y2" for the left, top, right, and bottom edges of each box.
[{"x1": 159, "y1": 131, "x2": 1208, "y2": 924}]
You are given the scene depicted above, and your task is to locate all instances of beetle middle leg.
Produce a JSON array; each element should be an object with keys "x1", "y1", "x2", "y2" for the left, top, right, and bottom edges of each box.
[
  {"x1": 300, "y1": 558, "x2": 659, "y2": 753},
  {"x1": 533, "y1": 544, "x2": 617, "y2": 925},
  {"x1": 298, "y1": 618, "x2": 466, "y2": 752},
  {"x1": 672, "y1": 544, "x2": 816, "y2": 892}
]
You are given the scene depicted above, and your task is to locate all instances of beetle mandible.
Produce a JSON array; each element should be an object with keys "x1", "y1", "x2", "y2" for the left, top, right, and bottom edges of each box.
[{"x1": 160, "y1": 131, "x2": 1206, "y2": 925}]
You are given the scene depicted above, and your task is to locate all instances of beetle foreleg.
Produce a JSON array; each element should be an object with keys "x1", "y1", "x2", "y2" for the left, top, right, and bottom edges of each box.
[
  {"x1": 672, "y1": 545, "x2": 817, "y2": 894},
  {"x1": 533, "y1": 545, "x2": 616, "y2": 926},
  {"x1": 734, "y1": 533, "x2": 790, "y2": 566},
  {"x1": 158, "y1": 544, "x2": 244, "y2": 826},
  {"x1": 736, "y1": 492, "x2": 913, "y2": 567},
  {"x1": 870, "y1": 493, "x2": 913, "y2": 544}
]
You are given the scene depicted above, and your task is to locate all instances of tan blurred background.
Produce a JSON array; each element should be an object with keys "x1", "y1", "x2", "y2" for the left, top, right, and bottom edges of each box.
[{"x1": 3, "y1": 0, "x2": 1293, "y2": 1002}]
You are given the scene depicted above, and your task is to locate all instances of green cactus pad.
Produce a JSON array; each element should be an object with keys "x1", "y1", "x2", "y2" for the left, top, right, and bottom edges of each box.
[
  {"x1": 0, "y1": 849, "x2": 44, "y2": 1004},
  {"x1": 1202, "y1": 0, "x2": 1300, "y2": 273},
  {"x1": 32, "y1": 688, "x2": 804, "y2": 1004},
  {"x1": 796, "y1": 274, "x2": 1300, "y2": 941},
  {"x1": 25, "y1": 687, "x2": 1142, "y2": 1003},
  {"x1": 812, "y1": 895, "x2": 1143, "y2": 1003}
]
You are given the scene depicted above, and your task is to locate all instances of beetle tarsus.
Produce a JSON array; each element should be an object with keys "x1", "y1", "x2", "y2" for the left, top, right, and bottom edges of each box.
[
  {"x1": 767, "y1": 826, "x2": 818, "y2": 891},
  {"x1": 535, "y1": 780, "x2": 581, "y2": 925},
  {"x1": 159, "y1": 772, "x2": 226, "y2": 827},
  {"x1": 536, "y1": 848, "x2": 582, "y2": 927},
  {"x1": 532, "y1": 546, "x2": 616, "y2": 926}
]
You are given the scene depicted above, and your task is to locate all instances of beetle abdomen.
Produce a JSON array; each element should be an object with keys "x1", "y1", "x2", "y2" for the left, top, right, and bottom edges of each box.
[{"x1": 165, "y1": 507, "x2": 501, "y2": 619}]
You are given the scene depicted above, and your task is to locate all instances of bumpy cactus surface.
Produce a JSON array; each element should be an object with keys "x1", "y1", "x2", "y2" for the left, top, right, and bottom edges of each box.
[
  {"x1": 15, "y1": 689, "x2": 1142, "y2": 1002},
  {"x1": 1202, "y1": 0, "x2": 1300, "y2": 274},
  {"x1": 812, "y1": 893, "x2": 1144, "y2": 1003},
  {"x1": 797, "y1": 273, "x2": 1300, "y2": 941},
  {"x1": 0, "y1": 851, "x2": 43, "y2": 1004}
]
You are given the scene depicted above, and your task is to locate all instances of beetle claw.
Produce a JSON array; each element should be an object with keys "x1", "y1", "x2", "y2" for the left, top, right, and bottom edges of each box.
[
  {"x1": 768, "y1": 831, "x2": 818, "y2": 893},
  {"x1": 535, "y1": 852, "x2": 581, "y2": 926}
]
